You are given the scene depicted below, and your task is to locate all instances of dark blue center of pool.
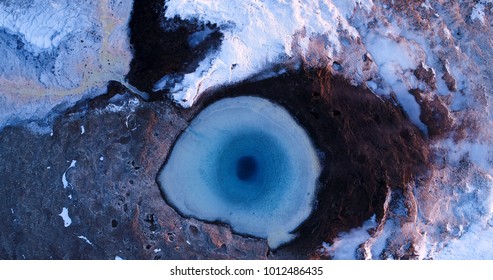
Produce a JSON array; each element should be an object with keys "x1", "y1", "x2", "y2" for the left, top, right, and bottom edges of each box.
[
  {"x1": 214, "y1": 131, "x2": 290, "y2": 204},
  {"x1": 236, "y1": 156, "x2": 258, "y2": 181}
]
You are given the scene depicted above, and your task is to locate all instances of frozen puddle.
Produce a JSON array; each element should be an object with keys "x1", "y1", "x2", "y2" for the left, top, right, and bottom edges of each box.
[{"x1": 59, "y1": 207, "x2": 72, "y2": 227}]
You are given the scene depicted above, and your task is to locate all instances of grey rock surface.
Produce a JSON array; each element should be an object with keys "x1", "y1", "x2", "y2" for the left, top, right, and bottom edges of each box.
[{"x1": 0, "y1": 82, "x2": 273, "y2": 259}]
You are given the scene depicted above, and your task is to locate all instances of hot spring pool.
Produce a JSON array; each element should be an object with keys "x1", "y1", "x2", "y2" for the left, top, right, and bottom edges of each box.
[{"x1": 157, "y1": 96, "x2": 321, "y2": 248}]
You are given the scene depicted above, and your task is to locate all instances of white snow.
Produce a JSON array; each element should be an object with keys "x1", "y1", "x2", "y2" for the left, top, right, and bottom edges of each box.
[
  {"x1": 114, "y1": 256, "x2": 123, "y2": 260},
  {"x1": 363, "y1": 33, "x2": 427, "y2": 132},
  {"x1": 61, "y1": 174, "x2": 69, "y2": 188},
  {"x1": 0, "y1": 0, "x2": 133, "y2": 130},
  {"x1": 322, "y1": 216, "x2": 377, "y2": 260},
  {"x1": 59, "y1": 207, "x2": 72, "y2": 227},
  {"x1": 369, "y1": 220, "x2": 394, "y2": 258},
  {"x1": 80, "y1": 125, "x2": 85, "y2": 135},
  {"x1": 100, "y1": 156, "x2": 104, "y2": 161},
  {"x1": 421, "y1": 0, "x2": 433, "y2": 10},
  {"x1": 425, "y1": 140, "x2": 493, "y2": 259},
  {"x1": 77, "y1": 235, "x2": 93, "y2": 246},
  {"x1": 160, "y1": 0, "x2": 369, "y2": 107},
  {"x1": 153, "y1": 248, "x2": 161, "y2": 253},
  {"x1": 366, "y1": 80, "x2": 378, "y2": 92},
  {"x1": 436, "y1": 223, "x2": 493, "y2": 259},
  {"x1": 61, "y1": 160, "x2": 77, "y2": 189},
  {"x1": 332, "y1": 0, "x2": 374, "y2": 19},
  {"x1": 99, "y1": 98, "x2": 140, "y2": 114},
  {"x1": 470, "y1": 1, "x2": 491, "y2": 24},
  {"x1": 0, "y1": 1, "x2": 92, "y2": 50},
  {"x1": 444, "y1": 140, "x2": 493, "y2": 172}
]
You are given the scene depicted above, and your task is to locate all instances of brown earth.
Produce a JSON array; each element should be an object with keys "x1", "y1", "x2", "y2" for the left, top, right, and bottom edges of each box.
[{"x1": 195, "y1": 67, "x2": 431, "y2": 258}]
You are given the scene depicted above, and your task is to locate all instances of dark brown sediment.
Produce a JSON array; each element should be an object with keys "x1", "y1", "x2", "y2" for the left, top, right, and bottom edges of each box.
[{"x1": 192, "y1": 67, "x2": 431, "y2": 258}]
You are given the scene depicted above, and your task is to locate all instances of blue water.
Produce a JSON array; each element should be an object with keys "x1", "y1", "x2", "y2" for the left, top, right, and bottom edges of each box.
[
  {"x1": 158, "y1": 96, "x2": 320, "y2": 248},
  {"x1": 212, "y1": 130, "x2": 292, "y2": 206}
]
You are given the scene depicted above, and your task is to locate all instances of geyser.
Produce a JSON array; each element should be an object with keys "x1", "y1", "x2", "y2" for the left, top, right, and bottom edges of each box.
[{"x1": 157, "y1": 96, "x2": 321, "y2": 248}]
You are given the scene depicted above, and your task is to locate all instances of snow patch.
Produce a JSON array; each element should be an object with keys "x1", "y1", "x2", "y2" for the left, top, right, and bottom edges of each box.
[
  {"x1": 61, "y1": 160, "x2": 77, "y2": 189},
  {"x1": 99, "y1": 98, "x2": 140, "y2": 114},
  {"x1": 369, "y1": 220, "x2": 395, "y2": 259},
  {"x1": 332, "y1": 0, "x2": 374, "y2": 19},
  {"x1": 80, "y1": 125, "x2": 85, "y2": 135},
  {"x1": 471, "y1": 1, "x2": 491, "y2": 24},
  {"x1": 421, "y1": 1, "x2": 433, "y2": 10},
  {"x1": 77, "y1": 235, "x2": 93, "y2": 246},
  {"x1": 322, "y1": 216, "x2": 377, "y2": 260},
  {"x1": 59, "y1": 207, "x2": 72, "y2": 227},
  {"x1": 436, "y1": 223, "x2": 493, "y2": 259},
  {"x1": 364, "y1": 33, "x2": 427, "y2": 132}
]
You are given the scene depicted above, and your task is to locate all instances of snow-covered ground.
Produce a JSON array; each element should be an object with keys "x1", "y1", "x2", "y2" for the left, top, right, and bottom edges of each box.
[
  {"x1": 0, "y1": 0, "x2": 133, "y2": 129},
  {"x1": 158, "y1": 0, "x2": 372, "y2": 106},
  {"x1": 161, "y1": 0, "x2": 493, "y2": 259}
]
